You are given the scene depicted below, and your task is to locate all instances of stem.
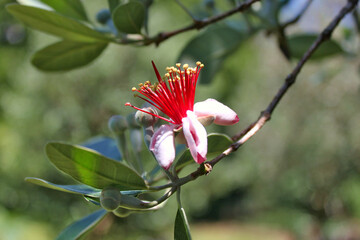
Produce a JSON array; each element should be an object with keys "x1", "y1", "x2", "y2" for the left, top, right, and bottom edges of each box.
[
  {"x1": 281, "y1": 0, "x2": 314, "y2": 28},
  {"x1": 146, "y1": 0, "x2": 260, "y2": 46}
]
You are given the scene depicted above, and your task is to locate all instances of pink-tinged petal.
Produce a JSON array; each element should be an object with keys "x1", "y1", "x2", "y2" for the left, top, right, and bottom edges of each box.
[
  {"x1": 150, "y1": 124, "x2": 176, "y2": 170},
  {"x1": 182, "y1": 111, "x2": 207, "y2": 164},
  {"x1": 194, "y1": 98, "x2": 239, "y2": 126}
]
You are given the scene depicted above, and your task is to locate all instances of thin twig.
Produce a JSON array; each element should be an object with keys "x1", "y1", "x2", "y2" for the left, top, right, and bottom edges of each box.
[
  {"x1": 282, "y1": 0, "x2": 314, "y2": 28},
  {"x1": 165, "y1": 0, "x2": 359, "y2": 188},
  {"x1": 145, "y1": 0, "x2": 260, "y2": 46}
]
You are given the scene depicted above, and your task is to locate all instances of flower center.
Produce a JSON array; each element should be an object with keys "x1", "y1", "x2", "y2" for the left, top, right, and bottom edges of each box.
[{"x1": 125, "y1": 61, "x2": 204, "y2": 124}]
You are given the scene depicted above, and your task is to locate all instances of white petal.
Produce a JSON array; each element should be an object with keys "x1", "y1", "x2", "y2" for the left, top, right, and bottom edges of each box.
[
  {"x1": 194, "y1": 98, "x2": 239, "y2": 126},
  {"x1": 150, "y1": 124, "x2": 176, "y2": 170},
  {"x1": 182, "y1": 111, "x2": 207, "y2": 164}
]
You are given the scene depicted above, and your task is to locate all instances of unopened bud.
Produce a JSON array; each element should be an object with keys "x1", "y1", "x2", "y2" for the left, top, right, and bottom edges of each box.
[
  {"x1": 100, "y1": 187, "x2": 122, "y2": 211},
  {"x1": 135, "y1": 108, "x2": 158, "y2": 127},
  {"x1": 127, "y1": 113, "x2": 140, "y2": 128},
  {"x1": 96, "y1": 9, "x2": 111, "y2": 24},
  {"x1": 108, "y1": 115, "x2": 128, "y2": 134}
]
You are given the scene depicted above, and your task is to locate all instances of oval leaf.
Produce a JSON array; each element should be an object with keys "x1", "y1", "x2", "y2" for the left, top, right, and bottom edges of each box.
[
  {"x1": 288, "y1": 34, "x2": 344, "y2": 60},
  {"x1": 25, "y1": 177, "x2": 101, "y2": 197},
  {"x1": 178, "y1": 24, "x2": 248, "y2": 84},
  {"x1": 174, "y1": 208, "x2": 192, "y2": 240},
  {"x1": 56, "y1": 209, "x2": 107, "y2": 240},
  {"x1": 39, "y1": 0, "x2": 88, "y2": 21},
  {"x1": 46, "y1": 142, "x2": 148, "y2": 190},
  {"x1": 175, "y1": 133, "x2": 233, "y2": 170},
  {"x1": 6, "y1": 4, "x2": 109, "y2": 42},
  {"x1": 112, "y1": 1, "x2": 145, "y2": 34},
  {"x1": 31, "y1": 40, "x2": 107, "y2": 71}
]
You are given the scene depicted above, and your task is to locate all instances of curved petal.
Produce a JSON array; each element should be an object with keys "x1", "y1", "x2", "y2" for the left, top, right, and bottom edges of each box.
[
  {"x1": 182, "y1": 111, "x2": 207, "y2": 164},
  {"x1": 150, "y1": 124, "x2": 176, "y2": 170},
  {"x1": 194, "y1": 98, "x2": 239, "y2": 126}
]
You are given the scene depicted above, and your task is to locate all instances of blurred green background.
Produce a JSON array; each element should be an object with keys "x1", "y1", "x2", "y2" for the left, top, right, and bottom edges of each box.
[{"x1": 1, "y1": 0, "x2": 359, "y2": 239}]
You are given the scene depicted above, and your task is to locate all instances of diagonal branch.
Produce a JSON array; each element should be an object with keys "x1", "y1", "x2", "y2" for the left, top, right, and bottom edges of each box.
[
  {"x1": 169, "y1": 0, "x2": 359, "y2": 187},
  {"x1": 145, "y1": 0, "x2": 260, "y2": 46}
]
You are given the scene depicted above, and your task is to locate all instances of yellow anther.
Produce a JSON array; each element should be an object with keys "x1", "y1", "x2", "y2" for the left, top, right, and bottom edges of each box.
[
  {"x1": 166, "y1": 67, "x2": 171, "y2": 71},
  {"x1": 138, "y1": 83, "x2": 143, "y2": 87},
  {"x1": 200, "y1": 64, "x2": 204, "y2": 68},
  {"x1": 196, "y1": 61, "x2": 201, "y2": 66},
  {"x1": 165, "y1": 73, "x2": 170, "y2": 78},
  {"x1": 183, "y1": 64, "x2": 189, "y2": 69},
  {"x1": 132, "y1": 87, "x2": 137, "y2": 91},
  {"x1": 176, "y1": 63, "x2": 181, "y2": 68}
]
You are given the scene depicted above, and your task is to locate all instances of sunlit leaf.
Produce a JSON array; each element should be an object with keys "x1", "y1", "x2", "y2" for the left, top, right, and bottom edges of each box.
[
  {"x1": 288, "y1": 34, "x2": 344, "y2": 60},
  {"x1": 46, "y1": 142, "x2": 148, "y2": 190},
  {"x1": 25, "y1": 177, "x2": 101, "y2": 197},
  {"x1": 174, "y1": 208, "x2": 192, "y2": 240},
  {"x1": 56, "y1": 209, "x2": 107, "y2": 240},
  {"x1": 6, "y1": 4, "x2": 109, "y2": 42},
  {"x1": 178, "y1": 24, "x2": 248, "y2": 84},
  {"x1": 175, "y1": 133, "x2": 233, "y2": 170},
  {"x1": 82, "y1": 136, "x2": 121, "y2": 161},
  {"x1": 31, "y1": 40, "x2": 107, "y2": 71},
  {"x1": 39, "y1": 0, "x2": 88, "y2": 21},
  {"x1": 112, "y1": 1, "x2": 145, "y2": 34}
]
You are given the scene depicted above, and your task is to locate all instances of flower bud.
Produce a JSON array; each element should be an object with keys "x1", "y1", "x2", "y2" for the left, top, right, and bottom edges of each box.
[
  {"x1": 127, "y1": 113, "x2": 140, "y2": 129},
  {"x1": 100, "y1": 187, "x2": 122, "y2": 211},
  {"x1": 96, "y1": 9, "x2": 111, "y2": 24},
  {"x1": 108, "y1": 115, "x2": 128, "y2": 134},
  {"x1": 135, "y1": 108, "x2": 158, "y2": 127},
  {"x1": 113, "y1": 207, "x2": 132, "y2": 218}
]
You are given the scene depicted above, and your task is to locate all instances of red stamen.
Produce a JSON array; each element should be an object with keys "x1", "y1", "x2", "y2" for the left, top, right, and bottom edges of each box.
[
  {"x1": 126, "y1": 61, "x2": 203, "y2": 124},
  {"x1": 125, "y1": 102, "x2": 176, "y2": 124}
]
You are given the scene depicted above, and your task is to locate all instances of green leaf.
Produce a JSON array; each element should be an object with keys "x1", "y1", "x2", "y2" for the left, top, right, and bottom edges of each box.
[
  {"x1": 174, "y1": 208, "x2": 192, "y2": 240},
  {"x1": 112, "y1": 1, "x2": 145, "y2": 34},
  {"x1": 288, "y1": 34, "x2": 344, "y2": 60},
  {"x1": 175, "y1": 133, "x2": 233, "y2": 170},
  {"x1": 56, "y1": 209, "x2": 107, "y2": 240},
  {"x1": 6, "y1": 4, "x2": 110, "y2": 42},
  {"x1": 108, "y1": 0, "x2": 120, "y2": 13},
  {"x1": 25, "y1": 177, "x2": 101, "y2": 197},
  {"x1": 31, "y1": 40, "x2": 107, "y2": 71},
  {"x1": 39, "y1": 0, "x2": 88, "y2": 21},
  {"x1": 178, "y1": 24, "x2": 248, "y2": 84},
  {"x1": 46, "y1": 142, "x2": 148, "y2": 190}
]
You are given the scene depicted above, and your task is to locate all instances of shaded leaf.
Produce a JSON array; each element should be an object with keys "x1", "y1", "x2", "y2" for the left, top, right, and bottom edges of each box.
[
  {"x1": 25, "y1": 177, "x2": 101, "y2": 197},
  {"x1": 288, "y1": 34, "x2": 344, "y2": 60},
  {"x1": 112, "y1": 1, "x2": 145, "y2": 34},
  {"x1": 39, "y1": 0, "x2": 88, "y2": 21},
  {"x1": 56, "y1": 209, "x2": 107, "y2": 240},
  {"x1": 178, "y1": 24, "x2": 248, "y2": 84},
  {"x1": 46, "y1": 142, "x2": 148, "y2": 190},
  {"x1": 31, "y1": 40, "x2": 107, "y2": 71},
  {"x1": 175, "y1": 133, "x2": 233, "y2": 170},
  {"x1": 174, "y1": 208, "x2": 192, "y2": 240},
  {"x1": 108, "y1": 0, "x2": 120, "y2": 13},
  {"x1": 6, "y1": 4, "x2": 109, "y2": 42},
  {"x1": 82, "y1": 136, "x2": 121, "y2": 161}
]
